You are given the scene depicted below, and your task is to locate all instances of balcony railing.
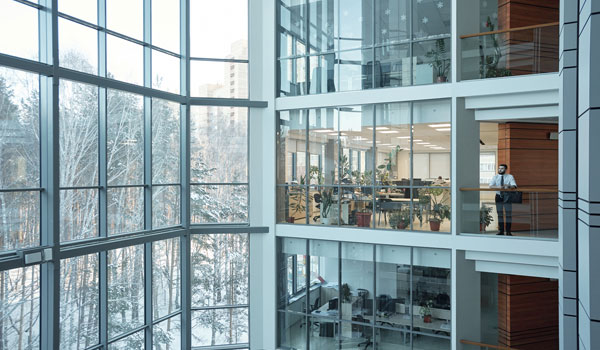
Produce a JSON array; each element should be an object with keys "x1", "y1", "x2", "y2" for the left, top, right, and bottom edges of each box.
[
  {"x1": 459, "y1": 187, "x2": 558, "y2": 239},
  {"x1": 460, "y1": 339, "x2": 520, "y2": 350},
  {"x1": 460, "y1": 22, "x2": 559, "y2": 80}
]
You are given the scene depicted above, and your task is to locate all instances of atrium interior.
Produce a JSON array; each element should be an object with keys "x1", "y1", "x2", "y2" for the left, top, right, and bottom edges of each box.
[{"x1": 0, "y1": 0, "x2": 598, "y2": 349}]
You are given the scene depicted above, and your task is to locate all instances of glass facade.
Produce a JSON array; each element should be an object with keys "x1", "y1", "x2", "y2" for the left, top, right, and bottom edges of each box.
[
  {"x1": 0, "y1": 0, "x2": 251, "y2": 349},
  {"x1": 277, "y1": 238, "x2": 451, "y2": 349},
  {"x1": 276, "y1": 100, "x2": 451, "y2": 232},
  {"x1": 277, "y1": 0, "x2": 452, "y2": 96}
]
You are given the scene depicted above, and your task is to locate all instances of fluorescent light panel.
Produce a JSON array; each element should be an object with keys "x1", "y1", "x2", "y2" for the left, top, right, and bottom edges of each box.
[
  {"x1": 428, "y1": 123, "x2": 451, "y2": 128},
  {"x1": 367, "y1": 127, "x2": 389, "y2": 130},
  {"x1": 379, "y1": 130, "x2": 400, "y2": 134},
  {"x1": 436, "y1": 128, "x2": 451, "y2": 132}
]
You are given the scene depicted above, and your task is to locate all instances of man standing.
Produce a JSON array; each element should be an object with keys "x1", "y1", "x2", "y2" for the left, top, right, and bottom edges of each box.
[{"x1": 489, "y1": 164, "x2": 517, "y2": 235}]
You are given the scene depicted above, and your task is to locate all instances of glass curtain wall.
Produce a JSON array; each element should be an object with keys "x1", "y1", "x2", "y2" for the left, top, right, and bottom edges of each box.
[
  {"x1": 277, "y1": 0, "x2": 452, "y2": 96},
  {"x1": 0, "y1": 0, "x2": 252, "y2": 349},
  {"x1": 276, "y1": 99, "x2": 451, "y2": 233},
  {"x1": 277, "y1": 238, "x2": 451, "y2": 350}
]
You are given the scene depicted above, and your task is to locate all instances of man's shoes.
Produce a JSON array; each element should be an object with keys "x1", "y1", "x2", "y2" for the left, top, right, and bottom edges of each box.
[
  {"x1": 496, "y1": 232, "x2": 504, "y2": 235},
  {"x1": 506, "y1": 232, "x2": 513, "y2": 236}
]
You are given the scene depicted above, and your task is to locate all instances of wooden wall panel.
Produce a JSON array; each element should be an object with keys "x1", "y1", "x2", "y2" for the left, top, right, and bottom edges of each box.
[{"x1": 498, "y1": 274, "x2": 559, "y2": 350}]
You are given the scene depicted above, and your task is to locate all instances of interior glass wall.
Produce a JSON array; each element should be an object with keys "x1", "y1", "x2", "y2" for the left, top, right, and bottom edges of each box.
[
  {"x1": 0, "y1": 0, "x2": 252, "y2": 349},
  {"x1": 277, "y1": 238, "x2": 451, "y2": 349},
  {"x1": 276, "y1": 99, "x2": 451, "y2": 233},
  {"x1": 277, "y1": 0, "x2": 452, "y2": 96}
]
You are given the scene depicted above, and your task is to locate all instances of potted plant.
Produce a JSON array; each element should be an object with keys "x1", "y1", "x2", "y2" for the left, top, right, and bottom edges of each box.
[
  {"x1": 356, "y1": 209, "x2": 372, "y2": 228},
  {"x1": 389, "y1": 207, "x2": 411, "y2": 230},
  {"x1": 480, "y1": 204, "x2": 494, "y2": 232},
  {"x1": 421, "y1": 187, "x2": 451, "y2": 231},
  {"x1": 419, "y1": 300, "x2": 434, "y2": 323},
  {"x1": 288, "y1": 187, "x2": 305, "y2": 223},
  {"x1": 480, "y1": 16, "x2": 512, "y2": 78},
  {"x1": 320, "y1": 189, "x2": 334, "y2": 225},
  {"x1": 341, "y1": 283, "x2": 352, "y2": 303},
  {"x1": 426, "y1": 39, "x2": 450, "y2": 83}
]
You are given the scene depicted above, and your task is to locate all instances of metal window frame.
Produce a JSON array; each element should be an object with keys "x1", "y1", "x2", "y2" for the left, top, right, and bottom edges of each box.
[{"x1": 0, "y1": 1, "x2": 268, "y2": 350}]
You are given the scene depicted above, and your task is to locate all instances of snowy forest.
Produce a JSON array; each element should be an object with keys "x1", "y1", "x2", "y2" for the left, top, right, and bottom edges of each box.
[{"x1": 0, "y1": 50, "x2": 249, "y2": 349}]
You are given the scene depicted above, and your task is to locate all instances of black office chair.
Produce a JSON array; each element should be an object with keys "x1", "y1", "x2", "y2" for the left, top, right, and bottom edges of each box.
[
  {"x1": 354, "y1": 314, "x2": 373, "y2": 349},
  {"x1": 313, "y1": 193, "x2": 322, "y2": 222},
  {"x1": 300, "y1": 297, "x2": 320, "y2": 328}
]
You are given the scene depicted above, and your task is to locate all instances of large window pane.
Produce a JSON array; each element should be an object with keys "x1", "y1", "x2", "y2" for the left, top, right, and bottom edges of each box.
[
  {"x1": 337, "y1": 49, "x2": 373, "y2": 91},
  {"x1": 190, "y1": 106, "x2": 247, "y2": 183},
  {"x1": 107, "y1": 90, "x2": 144, "y2": 186},
  {"x1": 278, "y1": 311, "x2": 307, "y2": 350},
  {"x1": 60, "y1": 189, "x2": 99, "y2": 241},
  {"x1": 308, "y1": 0, "x2": 336, "y2": 54},
  {"x1": 108, "y1": 245, "x2": 145, "y2": 339},
  {"x1": 59, "y1": 18, "x2": 98, "y2": 75},
  {"x1": 107, "y1": 35, "x2": 143, "y2": 85},
  {"x1": 279, "y1": 0, "x2": 307, "y2": 52},
  {"x1": 191, "y1": 308, "x2": 248, "y2": 347},
  {"x1": 341, "y1": 242, "x2": 374, "y2": 322},
  {"x1": 0, "y1": 266, "x2": 40, "y2": 350},
  {"x1": 191, "y1": 60, "x2": 248, "y2": 98},
  {"x1": 59, "y1": 0, "x2": 97, "y2": 24},
  {"x1": 308, "y1": 240, "x2": 339, "y2": 314},
  {"x1": 152, "y1": 99, "x2": 180, "y2": 184},
  {"x1": 412, "y1": 0, "x2": 451, "y2": 39},
  {"x1": 153, "y1": 238, "x2": 181, "y2": 319},
  {"x1": 413, "y1": 38, "x2": 451, "y2": 85},
  {"x1": 152, "y1": 50, "x2": 180, "y2": 94},
  {"x1": 108, "y1": 330, "x2": 144, "y2": 350},
  {"x1": 0, "y1": 67, "x2": 40, "y2": 189},
  {"x1": 59, "y1": 80, "x2": 99, "y2": 187},
  {"x1": 338, "y1": 0, "x2": 373, "y2": 50},
  {"x1": 152, "y1": 0, "x2": 180, "y2": 53},
  {"x1": 106, "y1": 0, "x2": 143, "y2": 40},
  {"x1": 191, "y1": 234, "x2": 249, "y2": 307},
  {"x1": 60, "y1": 254, "x2": 100, "y2": 350},
  {"x1": 191, "y1": 185, "x2": 248, "y2": 224},
  {"x1": 153, "y1": 315, "x2": 181, "y2": 350},
  {"x1": 277, "y1": 110, "x2": 307, "y2": 185},
  {"x1": 376, "y1": 0, "x2": 410, "y2": 45},
  {"x1": 376, "y1": 44, "x2": 411, "y2": 88},
  {"x1": 412, "y1": 99, "x2": 451, "y2": 181},
  {"x1": 0, "y1": 191, "x2": 40, "y2": 251},
  {"x1": 190, "y1": 0, "x2": 247, "y2": 59},
  {"x1": 0, "y1": 1, "x2": 39, "y2": 61},
  {"x1": 375, "y1": 245, "x2": 411, "y2": 330},
  {"x1": 107, "y1": 187, "x2": 144, "y2": 235},
  {"x1": 152, "y1": 185, "x2": 181, "y2": 228},
  {"x1": 279, "y1": 57, "x2": 307, "y2": 96}
]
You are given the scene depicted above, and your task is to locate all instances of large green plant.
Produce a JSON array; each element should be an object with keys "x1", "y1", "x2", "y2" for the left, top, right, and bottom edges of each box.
[
  {"x1": 426, "y1": 39, "x2": 451, "y2": 80},
  {"x1": 320, "y1": 188, "x2": 334, "y2": 219},
  {"x1": 389, "y1": 207, "x2": 411, "y2": 229},
  {"x1": 422, "y1": 187, "x2": 451, "y2": 224},
  {"x1": 480, "y1": 204, "x2": 494, "y2": 228},
  {"x1": 480, "y1": 16, "x2": 512, "y2": 78}
]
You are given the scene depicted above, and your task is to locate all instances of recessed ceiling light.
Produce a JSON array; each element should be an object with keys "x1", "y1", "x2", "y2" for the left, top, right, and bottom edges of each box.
[
  {"x1": 428, "y1": 123, "x2": 451, "y2": 128},
  {"x1": 379, "y1": 130, "x2": 400, "y2": 134},
  {"x1": 313, "y1": 129, "x2": 334, "y2": 133},
  {"x1": 426, "y1": 145, "x2": 438, "y2": 147},
  {"x1": 367, "y1": 127, "x2": 389, "y2": 130},
  {"x1": 396, "y1": 136, "x2": 411, "y2": 139},
  {"x1": 417, "y1": 142, "x2": 430, "y2": 145},
  {"x1": 432, "y1": 147, "x2": 446, "y2": 150},
  {"x1": 412, "y1": 139, "x2": 422, "y2": 142},
  {"x1": 435, "y1": 128, "x2": 451, "y2": 132}
]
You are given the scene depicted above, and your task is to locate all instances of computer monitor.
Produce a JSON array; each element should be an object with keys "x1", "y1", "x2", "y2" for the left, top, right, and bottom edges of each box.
[{"x1": 328, "y1": 297, "x2": 338, "y2": 311}]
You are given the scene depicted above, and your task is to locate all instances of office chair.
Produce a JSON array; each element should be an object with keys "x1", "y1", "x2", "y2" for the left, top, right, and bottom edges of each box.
[
  {"x1": 300, "y1": 297, "x2": 320, "y2": 328},
  {"x1": 354, "y1": 315, "x2": 373, "y2": 349},
  {"x1": 312, "y1": 193, "x2": 322, "y2": 222}
]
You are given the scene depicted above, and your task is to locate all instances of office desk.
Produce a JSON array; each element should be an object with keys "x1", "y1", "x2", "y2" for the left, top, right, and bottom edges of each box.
[{"x1": 376, "y1": 313, "x2": 451, "y2": 333}]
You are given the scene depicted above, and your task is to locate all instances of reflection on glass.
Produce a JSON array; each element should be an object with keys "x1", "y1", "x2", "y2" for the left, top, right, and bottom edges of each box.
[
  {"x1": 190, "y1": 185, "x2": 248, "y2": 224},
  {"x1": 0, "y1": 67, "x2": 40, "y2": 188},
  {"x1": 376, "y1": 328, "x2": 411, "y2": 349},
  {"x1": 60, "y1": 189, "x2": 99, "y2": 241},
  {"x1": 309, "y1": 54, "x2": 336, "y2": 93},
  {"x1": 108, "y1": 245, "x2": 145, "y2": 339},
  {"x1": 375, "y1": 245, "x2": 411, "y2": 332},
  {"x1": 106, "y1": 0, "x2": 143, "y2": 40},
  {"x1": 412, "y1": 99, "x2": 451, "y2": 181},
  {"x1": 309, "y1": 316, "x2": 341, "y2": 349},
  {"x1": 338, "y1": 0, "x2": 373, "y2": 50},
  {"x1": 152, "y1": 99, "x2": 180, "y2": 184},
  {"x1": 0, "y1": 191, "x2": 40, "y2": 251},
  {"x1": 107, "y1": 90, "x2": 144, "y2": 186},
  {"x1": 0, "y1": 266, "x2": 40, "y2": 350},
  {"x1": 152, "y1": 0, "x2": 180, "y2": 53},
  {"x1": 277, "y1": 238, "x2": 307, "y2": 312},
  {"x1": 191, "y1": 60, "x2": 248, "y2": 98},
  {"x1": 152, "y1": 50, "x2": 180, "y2": 94},
  {"x1": 337, "y1": 49, "x2": 373, "y2": 91},
  {"x1": 191, "y1": 308, "x2": 249, "y2": 347},
  {"x1": 281, "y1": 186, "x2": 308, "y2": 224},
  {"x1": 107, "y1": 35, "x2": 143, "y2": 85},
  {"x1": 412, "y1": 0, "x2": 451, "y2": 39},
  {"x1": 279, "y1": 57, "x2": 307, "y2": 96},
  {"x1": 152, "y1": 185, "x2": 181, "y2": 228},
  {"x1": 107, "y1": 331, "x2": 144, "y2": 350},
  {"x1": 153, "y1": 238, "x2": 181, "y2": 319},
  {"x1": 308, "y1": 0, "x2": 336, "y2": 53},
  {"x1": 339, "y1": 105, "x2": 375, "y2": 185},
  {"x1": 153, "y1": 315, "x2": 181, "y2": 350},
  {"x1": 191, "y1": 106, "x2": 248, "y2": 183},
  {"x1": 107, "y1": 187, "x2": 143, "y2": 235},
  {"x1": 278, "y1": 311, "x2": 307, "y2": 350},
  {"x1": 191, "y1": 234, "x2": 249, "y2": 307},
  {"x1": 59, "y1": 80, "x2": 99, "y2": 187},
  {"x1": 308, "y1": 108, "x2": 338, "y2": 186},
  {"x1": 277, "y1": 110, "x2": 308, "y2": 185},
  {"x1": 308, "y1": 240, "x2": 339, "y2": 317},
  {"x1": 279, "y1": 0, "x2": 307, "y2": 46},
  {"x1": 60, "y1": 254, "x2": 99, "y2": 350},
  {"x1": 59, "y1": 0, "x2": 97, "y2": 24},
  {"x1": 58, "y1": 18, "x2": 98, "y2": 74},
  {"x1": 190, "y1": 0, "x2": 247, "y2": 59},
  {"x1": 376, "y1": 0, "x2": 410, "y2": 45},
  {"x1": 0, "y1": 1, "x2": 38, "y2": 60},
  {"x1": 341, "y1": 242, "x2": 374, "y2": 322}
]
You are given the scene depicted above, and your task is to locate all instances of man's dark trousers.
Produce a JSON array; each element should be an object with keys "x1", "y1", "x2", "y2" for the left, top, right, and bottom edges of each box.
[{"x1": 495, "y1": 194, "x2": 512, "y2": 233}]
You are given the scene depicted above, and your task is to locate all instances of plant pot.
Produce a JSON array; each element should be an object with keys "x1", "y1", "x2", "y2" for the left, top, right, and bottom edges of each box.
[
  {"x1": 480, "y1": 224, "x2": 485, "y2": 232},
  {"x1": 286, "y1": 217, "x2": 295, "y2": 223},
  {"x1": 423, "y1": 315, "x2": 432, "y2": 323},
  {"x1": 397, "y1": 222, "x2": 407, "y2": 230},
  {"x1": 429, "y1": 220, "x2": 441, "y2": 231},
  {"x1": 436, "y1": 76, "x2": 447, "y2": 83},
  {"x1": 322, "y1": 217, "x2": 330, "y2": 225},
  {"x1": 356, "y1": 212, "x2": 372, "y2": 227}
]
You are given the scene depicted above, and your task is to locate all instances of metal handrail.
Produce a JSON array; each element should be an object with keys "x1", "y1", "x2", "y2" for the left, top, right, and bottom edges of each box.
[
  {"x1": 460, "y1": 22, "x2": 559, "y2": 39},
  {"x1": 460, "y1": 187, "x2": 558, "y2": 193}
]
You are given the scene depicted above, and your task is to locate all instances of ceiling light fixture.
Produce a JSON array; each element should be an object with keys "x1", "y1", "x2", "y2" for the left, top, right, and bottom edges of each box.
[
  {"x1": 396, "y1": 136, "x2": 411, "y2": 139},
  {"x1": 428, "y1": 123, "x2": 451, "y2": 128},
  {"x1": 435, "y1": 128, "x2": 451, "y2": 132},
  {"x1": 367, "y1": 127, "x2": 389, "y2": 130},
  {"x1": 379, "y1": 130, "x2": 400, "y2": 134},
  {"x1": 417, "y1": 142, "x2": 430, "y2": 145},
  {"x1": 313, "y1": 129, "x2": 334, "y2": 133}
]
